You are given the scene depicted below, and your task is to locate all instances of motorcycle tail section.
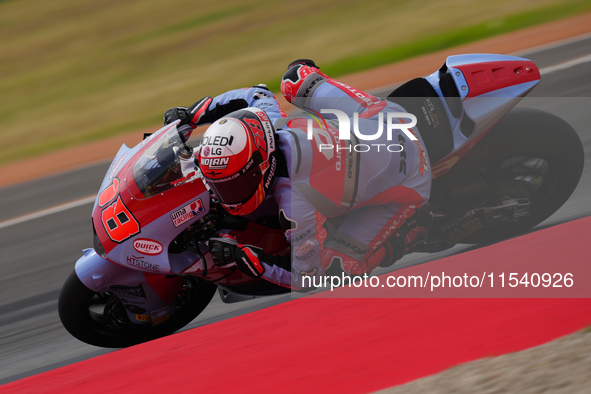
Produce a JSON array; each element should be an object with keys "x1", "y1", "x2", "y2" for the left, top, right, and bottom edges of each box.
[{"x1": 421, "y1": 54, "x2": 541, "y2": 176}]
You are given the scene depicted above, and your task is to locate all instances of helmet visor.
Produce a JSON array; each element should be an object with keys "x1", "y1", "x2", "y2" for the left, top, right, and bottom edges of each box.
[{"x1": 204, "y1": 155, "x2": 263, "y2": 205}]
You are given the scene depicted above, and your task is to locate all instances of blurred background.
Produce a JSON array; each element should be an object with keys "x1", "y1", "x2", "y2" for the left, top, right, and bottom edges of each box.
[
  {"x1": 1, "y1": 0, "x2": 590, "y2": 165},
  {"x1": 1, "y1": 0, "x2": 591, "y2": 390}
]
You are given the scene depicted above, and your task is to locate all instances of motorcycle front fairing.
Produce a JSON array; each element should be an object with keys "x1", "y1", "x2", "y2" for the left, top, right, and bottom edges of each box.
[
  {"x1": 75, "y1": 248, "x2": 184, "y2": 324},
  {"x1": 75, "y1": 122, "x2": 212, "y2": 324},
  {"x1": 91, "y1": 122, "x2": 211, "y2": 276}
]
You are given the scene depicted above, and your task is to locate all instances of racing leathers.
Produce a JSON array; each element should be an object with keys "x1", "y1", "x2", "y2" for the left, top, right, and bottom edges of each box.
[{"x1": 190, "y1": 67, "x2": 431, "y2": 290}]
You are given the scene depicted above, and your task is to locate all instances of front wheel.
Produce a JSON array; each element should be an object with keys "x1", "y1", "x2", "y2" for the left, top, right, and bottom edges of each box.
[
  {"x1": 461, "y1": 108, "x2": 584, "y2": 243},
  {"x1": 58, "y1": 271, "x2": 217, "y2": 348}
]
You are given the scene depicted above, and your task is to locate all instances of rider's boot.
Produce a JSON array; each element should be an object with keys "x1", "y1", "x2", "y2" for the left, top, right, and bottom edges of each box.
[{"x1": 379, "y1": 204, "x2": 433, "y2": 267}]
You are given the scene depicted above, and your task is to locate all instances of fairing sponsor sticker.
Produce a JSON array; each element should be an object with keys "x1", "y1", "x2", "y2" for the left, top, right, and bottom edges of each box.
[
  {"x1": 108, "y1": 154, "x2": 127, "y2": 180},
  {"x1": 110, "y1": 284, "x2": 147, "y2": 300},
  {"x1": 126, "y1": 255, "x2": 160, "y2": 273},
  {"x1": 170, "y1": 198, "x2": 205, "y2": 228},
  {"x1": 133, "y1": 239, "x2": 163, "y2": 255}
]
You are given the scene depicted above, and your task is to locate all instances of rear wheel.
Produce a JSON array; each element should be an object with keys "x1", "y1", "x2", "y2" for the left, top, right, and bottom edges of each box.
[
  {"x1": 461, "y1": 108, "x2": 584, "y2": 243},
  {"x1": 58, "y1": 271, "x2": 216, "y2": 348}
]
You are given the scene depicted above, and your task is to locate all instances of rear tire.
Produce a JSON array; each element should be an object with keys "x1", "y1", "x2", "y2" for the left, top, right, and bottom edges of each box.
[
  {"x1": 461, "y1": 108, "x2": 584, "y2": 243},
  {"x1": 58, "y1": 271, "x2": 216, "y2": 348}
]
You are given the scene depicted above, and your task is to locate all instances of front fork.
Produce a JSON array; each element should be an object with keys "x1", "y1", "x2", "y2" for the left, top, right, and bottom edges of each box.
[{"x1": 75, "y1": 248, "x2": 183, "y2": 325}]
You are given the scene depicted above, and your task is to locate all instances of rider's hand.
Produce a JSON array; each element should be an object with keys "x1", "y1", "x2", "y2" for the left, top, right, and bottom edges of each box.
[
  {"x1": 208, "y1": 234, "x2": 238, "y2": 266},
  {"x1": 163, "y1": 97, "x2": 213, "y2": 128},
  {"x1": 235, "y1": 245, "x2": 264, "y2": 278},
  {"x1": 164, "y1": 107, "x2": 191, "y2": 126},
  {"x1": 282, "y1": 59, "x2": 325, "y2": 105},
  {"x1": 286, "y1": 59, "x2": 319, "y2": 71},
  {"x1": 208, "y1": 234, "x2": 264, "y2": 278}
]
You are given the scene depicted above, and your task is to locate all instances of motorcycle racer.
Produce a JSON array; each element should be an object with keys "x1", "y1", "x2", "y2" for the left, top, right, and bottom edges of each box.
[{"x1": 164, "y1": 60, "x2": 432, "y2": 290}]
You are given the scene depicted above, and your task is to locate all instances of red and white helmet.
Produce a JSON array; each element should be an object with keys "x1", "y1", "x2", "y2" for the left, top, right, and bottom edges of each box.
[{"x1": 197, "y1": 108, "x2": 278, "y2": 216}]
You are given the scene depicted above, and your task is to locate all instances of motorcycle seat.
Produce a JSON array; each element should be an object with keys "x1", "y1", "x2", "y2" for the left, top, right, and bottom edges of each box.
[{"x1": 387, "y1": 77, "x2": 455, "y2": 164}]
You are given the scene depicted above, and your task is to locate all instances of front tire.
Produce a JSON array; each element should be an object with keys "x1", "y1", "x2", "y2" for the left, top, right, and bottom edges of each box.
[{"x1": 58, "y1": 271, "x2": 216, "y2": 348}]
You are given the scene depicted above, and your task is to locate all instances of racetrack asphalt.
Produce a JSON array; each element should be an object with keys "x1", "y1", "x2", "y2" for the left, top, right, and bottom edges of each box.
[
  {"x1": 0, "y1": 31, "x2": 590, "y2": 386},
  {"x1": 4, "y1": 216, "x2": 591, "y2": 393}
]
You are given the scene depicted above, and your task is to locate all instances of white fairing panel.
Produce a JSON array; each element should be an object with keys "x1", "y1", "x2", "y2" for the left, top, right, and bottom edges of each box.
[{"x1": 424, "y1": 53, "x2": 540, "y2": 175}]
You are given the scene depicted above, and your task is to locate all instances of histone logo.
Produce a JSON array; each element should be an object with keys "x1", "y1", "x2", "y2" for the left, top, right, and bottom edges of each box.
[{"x1": 307, "y1": 110, "x2": 418, "y2": 156}]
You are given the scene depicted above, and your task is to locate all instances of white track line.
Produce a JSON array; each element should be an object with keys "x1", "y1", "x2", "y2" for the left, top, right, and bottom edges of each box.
[
  {"x1": 539, "y1": 53, "x2": 591, "y2": 75},
  {"x1": 0, "y1": 195, "x2": 96, "y2": 230},
  {"x1": 513, "y1": 31, "x2": 591, "y2": 57}
]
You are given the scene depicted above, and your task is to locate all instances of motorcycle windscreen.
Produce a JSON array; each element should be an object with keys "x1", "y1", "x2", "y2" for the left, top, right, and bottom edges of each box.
[{"x1": 131, "y1": 127, "x2": 198, "y2": 199}]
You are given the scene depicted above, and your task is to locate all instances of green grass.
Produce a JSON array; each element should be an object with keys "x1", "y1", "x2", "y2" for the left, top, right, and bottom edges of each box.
[
  {"x1": 268, "y1": 1, "x2": 591, "y2": 91},
  {"x1": 1, "y1": 0, "x2": 590, "y2": 165}
]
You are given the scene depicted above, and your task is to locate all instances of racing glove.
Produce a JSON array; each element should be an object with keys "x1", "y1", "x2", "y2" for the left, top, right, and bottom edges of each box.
[
  {"x1": 208, "y1": 234, "x2": 265, "y2": 278},
  {"x1": 163, "y1": 96, "x2": 214, "y2": 128},
  {"x1": 235, "y1": 246, "x2": 265, "y2": 278},
  {"x1": 164, "y1": 96, "x2": 253, "y2": 128},
  {"x1": 282, "y1": 59, "x2": 328, "y2": 105},
  {"x1": 286, "y1": 59, "x2": 319, "y2": 71}
]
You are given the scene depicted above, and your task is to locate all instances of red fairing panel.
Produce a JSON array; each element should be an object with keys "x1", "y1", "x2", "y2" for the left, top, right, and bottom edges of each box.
[
  {"x1": 456, "y1": 60, "x2": 540, "y2": 97},
  {"x1": 93, "y1": 172, "x2": 207, "y2": 255}
]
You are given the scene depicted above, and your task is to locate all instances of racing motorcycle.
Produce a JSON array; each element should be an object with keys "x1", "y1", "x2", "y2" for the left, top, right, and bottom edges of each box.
[{"x1": 59, "y1": 54, "x2": 584, "y2": 347}]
